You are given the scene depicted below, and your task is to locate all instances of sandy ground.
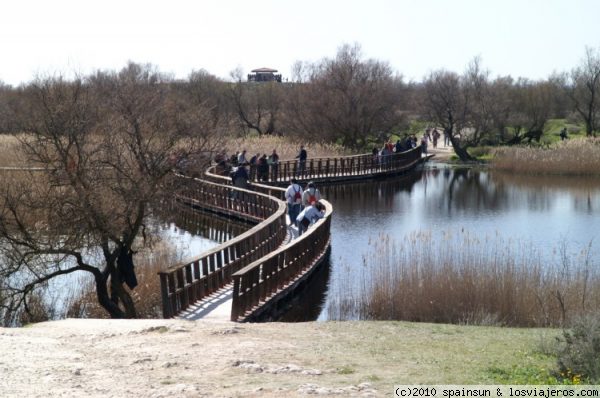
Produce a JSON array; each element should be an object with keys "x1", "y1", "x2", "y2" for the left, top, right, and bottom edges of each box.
[
  {"x1": 0, "y1": 319, "x2": 380, "y2": 398},
  {"x1": 427, "y1": 144, "x2": 454, "y2": 162},
  {"x1": 0, "y1": 318, "x2": 552, "y2": 398}
]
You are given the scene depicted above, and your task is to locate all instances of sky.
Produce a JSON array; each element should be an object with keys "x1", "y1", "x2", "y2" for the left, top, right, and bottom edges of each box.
[{"x1": 1, "y1": 0, "x2": 599, "y2": 86}]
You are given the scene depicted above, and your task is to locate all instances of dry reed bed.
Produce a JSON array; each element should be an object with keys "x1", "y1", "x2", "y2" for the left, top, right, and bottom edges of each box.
[
  {"x1": 222, "y1": 135, "x2": 353, "y2": 161},
  {"x1": 493, "y1": 138, "x2": 600, "y2": 175},
  {"x1": 0, "y1": 134, "x2": 27, "y2": 167},
  {"x1": 327, "y1": 231, "x2": 599, "y2": 327}
]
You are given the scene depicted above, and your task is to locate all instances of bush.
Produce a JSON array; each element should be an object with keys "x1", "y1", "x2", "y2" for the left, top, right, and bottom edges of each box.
[{"x1": 555, "y1": 315, "x2": 600, "y2": 383}]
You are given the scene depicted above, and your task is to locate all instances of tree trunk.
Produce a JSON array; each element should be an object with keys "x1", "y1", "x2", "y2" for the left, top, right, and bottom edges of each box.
[
  {"x1": 95, "y1": 273, "x2": 126, "y2": 319},
  {"x1": 110, "y1": 271, "x2": 138, "y2": 319},
  {"x1": 449, "y1": 135, "x2": 476, "y2": 162}
]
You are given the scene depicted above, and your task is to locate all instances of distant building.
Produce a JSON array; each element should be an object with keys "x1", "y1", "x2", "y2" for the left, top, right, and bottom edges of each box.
[{"x1": 247, "y1": 67, "x2": 282, "y2": 83}]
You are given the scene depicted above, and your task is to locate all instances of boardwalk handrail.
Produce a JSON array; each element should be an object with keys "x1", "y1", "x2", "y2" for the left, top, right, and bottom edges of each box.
[
  {"x1": 157, "y1": 176, "x2": 287, "y2": 318},
  {"x1": 160, "y1": 147, "x2": 426, "y2": 320},
  {"x1": 230, "y1": 199, "x2": 333, "y2": 321},
  {"x1": 211, "y1": 147, "x2": 423, "y2": 184}
]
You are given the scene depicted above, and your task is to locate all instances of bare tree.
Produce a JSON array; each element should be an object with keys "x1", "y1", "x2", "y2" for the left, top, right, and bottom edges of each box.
[
  {"x1": 0, "y1": 64, "x2": 219, "y2": 320},
  {"x1": 227, "y1": 68, "x2": 282, "y2": 136},
  {"x1": 285, "y1": 43, "x2": 406, "y2": 150},
  {"x1": 422, "y1": 69, "x2": 475, "y2": 161},
  {"x1": 505, "y1": 78, "x2": 554, "y2": 144},
  {"x1": 568, "y1": 46, "x2": 600, "y2": 136}
]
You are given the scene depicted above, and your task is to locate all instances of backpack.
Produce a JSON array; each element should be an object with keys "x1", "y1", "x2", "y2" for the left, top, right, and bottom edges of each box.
[{"x1": 293, "y1": 186, "x2": 302, "y2": 203}]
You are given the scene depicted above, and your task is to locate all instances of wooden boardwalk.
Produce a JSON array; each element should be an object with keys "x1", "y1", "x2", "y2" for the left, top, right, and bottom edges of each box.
[{"x1": 159, "y1": 148, "x2": 428, "y2": 322}]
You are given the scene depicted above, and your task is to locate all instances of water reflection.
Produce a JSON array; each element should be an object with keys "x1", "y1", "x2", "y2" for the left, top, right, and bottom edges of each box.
[
  {"x1": 154, "y1": 204, "x2": 251, "y2": 260},
  {"x1": 276, "y1": 256, "x2": 331, "y2": 322},
  {"x1": 320, "y1": 166, "x2": 600, "y2": 320}
]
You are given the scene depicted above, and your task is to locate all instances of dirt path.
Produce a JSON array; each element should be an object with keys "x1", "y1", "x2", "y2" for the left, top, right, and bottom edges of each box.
[
  {"x1": 427, "y1": 144, "x2": 454, "y2": 162},
  {"x1": 0, "y1": 318, "x2": 553, "y2": 397}
]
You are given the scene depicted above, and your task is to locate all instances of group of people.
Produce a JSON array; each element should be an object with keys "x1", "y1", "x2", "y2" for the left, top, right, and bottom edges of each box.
[
  {"x1": 284, "y1": 179, "x2": 325, "y2": 236},
  {"x1": 215, "y1": 144, "x2": 310, "y2": 183},
  {"x1": 215, "y1": 148, "x2": 281, "y2": 183}
]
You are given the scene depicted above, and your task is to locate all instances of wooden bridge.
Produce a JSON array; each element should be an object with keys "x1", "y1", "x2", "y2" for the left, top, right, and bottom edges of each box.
[{"x1": 158, "y1": 147, "x2": 427, "y2": 322}]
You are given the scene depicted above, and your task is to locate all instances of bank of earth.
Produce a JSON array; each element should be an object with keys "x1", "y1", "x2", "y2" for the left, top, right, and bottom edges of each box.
[{"x1": 0, "y1": 319, "x2": 557, "y2": 397}]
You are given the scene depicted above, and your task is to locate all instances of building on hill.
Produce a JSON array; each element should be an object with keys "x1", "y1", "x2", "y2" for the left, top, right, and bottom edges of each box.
[{"x1": 247, "y1": 67, "x2": 282, "y2": 83}]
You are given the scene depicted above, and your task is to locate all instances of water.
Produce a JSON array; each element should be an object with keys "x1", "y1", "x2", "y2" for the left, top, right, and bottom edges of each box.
[{"x1": 317, "y1": 165, "x2": 600, "y2": 320}]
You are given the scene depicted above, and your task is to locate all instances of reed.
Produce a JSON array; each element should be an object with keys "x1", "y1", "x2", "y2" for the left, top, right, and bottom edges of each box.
[
  {"x1": 0, "y1": 134, "x2": 27, "y2": 167},
  {"x1": 327, "y1": 231, "x2": 600, "y2": 327},
  {"x1": 492, "y1": 138, "x2": 600, "y2": 175},
  {"x1": 221, "y1": 135, "x2": 353, "y2": 161}
]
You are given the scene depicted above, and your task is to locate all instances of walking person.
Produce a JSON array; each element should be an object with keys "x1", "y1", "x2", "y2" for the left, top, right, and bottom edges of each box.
[
  {"x1": 444, "y1": 130, "x2": 451, "y2": 147},
  {"x1": 432, "y1": 129, "x2": 440, "y2": 149},
  {"x1": 285, "y1": 178, "x2": 303, "y2": 227},
  {"x1": 296, "y1": 144, "x2": 307, "y2": 177},
  {"x1": 420, "y1": 134, "x2": 428, "y2": 156}
]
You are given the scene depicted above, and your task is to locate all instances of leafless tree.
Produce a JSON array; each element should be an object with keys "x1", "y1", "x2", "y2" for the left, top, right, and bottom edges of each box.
[
  {"x1": 227, "y1": 68, "x2": 283, "y2": 136},
  {"x1": 504, "y1": 78, "x2": 554, "y2": 144},
  {"x1": 285, "y1": 43, "x2": 407, "y2": 150},
  {"x1": 567, "y1": 46, "x2": 600, "y2": 136},
  {"x1": 0, "y1": 64, "x2": 219, "y2": 319},
  {"x1": 422, "y1": 69, "x2": 475, "y2": 160}
]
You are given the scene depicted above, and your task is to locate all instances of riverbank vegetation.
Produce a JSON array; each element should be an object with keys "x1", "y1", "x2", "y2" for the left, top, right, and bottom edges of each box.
[
  {"x1": 327, "y1": 231, "x2": 600, "y2": 328},
  {"x1": 492, "y1": 137, "x2": 600, "y2": 175}
]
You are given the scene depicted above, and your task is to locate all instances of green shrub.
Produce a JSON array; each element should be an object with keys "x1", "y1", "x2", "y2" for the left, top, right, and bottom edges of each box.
[{"x1": 555, "y1": 315, "x2": 600, "y2": 383}]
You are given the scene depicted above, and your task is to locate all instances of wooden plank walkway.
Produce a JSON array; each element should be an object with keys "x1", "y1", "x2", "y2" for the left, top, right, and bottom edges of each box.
[{"x1": 176, "y1": 222, "x2": 299, "y2": 321}]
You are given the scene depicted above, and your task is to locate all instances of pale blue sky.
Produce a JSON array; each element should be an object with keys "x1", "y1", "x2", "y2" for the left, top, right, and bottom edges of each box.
[{"x1": 1, "y1": 0, "x2": 599, "y2": 85}]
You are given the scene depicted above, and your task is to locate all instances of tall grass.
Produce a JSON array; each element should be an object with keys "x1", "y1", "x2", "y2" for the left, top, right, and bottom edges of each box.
[
  {"x1": 0, "y1": 134, "x2": 27, "y2": 167},
  {"x1": 327, "y1": 231, "x2": 600, "y2": 327},
  {"x1": 221, "y1": 135, "x2": 354, "y2": 161},
  {"x1": 493, "y1": 138, "x2": 600, "y2": 175}
]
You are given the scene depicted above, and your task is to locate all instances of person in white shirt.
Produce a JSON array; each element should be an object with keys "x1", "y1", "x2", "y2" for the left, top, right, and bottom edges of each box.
[
  {"x1": 296, "y1": 201, "x2": 325, "y2": 236},
  {"x1": 284, "y1": 178, "x2": 303, "y2": 227}
]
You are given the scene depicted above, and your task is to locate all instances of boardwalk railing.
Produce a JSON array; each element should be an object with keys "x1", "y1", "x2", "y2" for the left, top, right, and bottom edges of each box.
[
  {"x1": 230, "y1": 200, "x2": 332, "y2": 321},
  {"x1": 160, "y1": 147, "x2": 426, "y2": 320},
  {"x1": 237, "y1": 147, "x2": 424, "y2": 183},
  {"x1": 158, "y1": 177, "x2": 287, "y2": 318}
]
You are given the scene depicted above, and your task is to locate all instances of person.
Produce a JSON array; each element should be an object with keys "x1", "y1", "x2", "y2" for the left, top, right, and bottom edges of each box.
[
  {"x1": 560, "y1": 127, "x2": 568, "y2": 141},
  {"x1": 395, "y1": 139, "x2": 404, "y2": 153},
  {"x1": 268, "y1": 149, "x2": 279, "y2": 181},
  {"x1": 295, "y1": 201, "x2": 325, "y2": 236},
  {"x1": 432, "y1": 129, "x2": 440, "y2": 149},
  {"x1": 443, "y1": 129, "x2": 451, "y2": 147},
  {"x1": 404, "y1": 135, "x2": 413, "y2": 151},
  {"x1": 380, "y1": 144, "x2": 391, "y2": 165},
  {"x1": 296, "y1": 144, "x2": 307, "y2": 177},
  {"x1": 237, "y1": 149, "x2": 247, "y2": 165},
  {"x1": 249, "y1": 152, "x2": 259, "y2": 166},
  {"x1": 231, "y1": 162, "x2": 249, "y2": 191},
  {"x1": 371, "y1": 147, "x2": 379, "y2": 167},
  {"x1": 420, "y1": 134, "x2": 428, "y2": 155},
  {"x1": 302, "y1": 181, "x2": 321, "y2": 207},
  {"x1": 284, "y1": 178, "x2": 303, "y2": 227},
  {"x1": 257, "y1": 154, "x2": 269, "y2": 182}
]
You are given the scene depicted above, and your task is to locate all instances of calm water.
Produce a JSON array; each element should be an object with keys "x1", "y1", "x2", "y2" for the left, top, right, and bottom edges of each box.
[{"x1": 317, "y1": 165, "x2": 600, "y2": 320}]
